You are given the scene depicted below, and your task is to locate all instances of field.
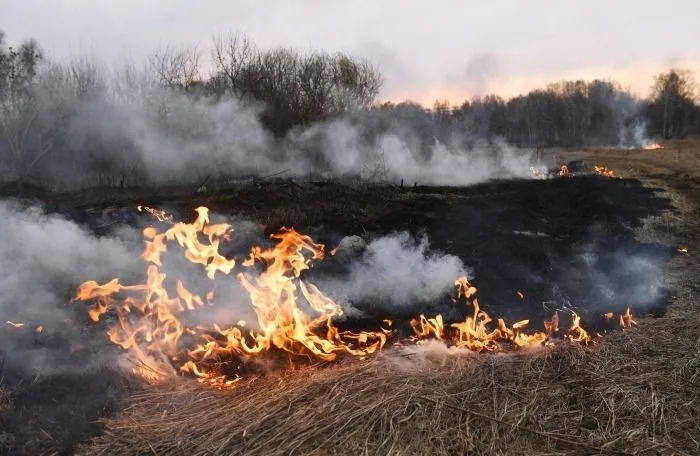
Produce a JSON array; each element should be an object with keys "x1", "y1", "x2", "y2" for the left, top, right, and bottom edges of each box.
[{"x1": 1, "y1": 141, "x2": 699, "y2": 455}]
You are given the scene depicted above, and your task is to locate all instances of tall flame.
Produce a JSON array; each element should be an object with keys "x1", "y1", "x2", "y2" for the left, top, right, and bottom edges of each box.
[
  {"x1": 73, "y1": 207, "x2": 387, "y2": 386},
  {"x1": 73, "y1": 206, "x2": 635, "y2": 388}
]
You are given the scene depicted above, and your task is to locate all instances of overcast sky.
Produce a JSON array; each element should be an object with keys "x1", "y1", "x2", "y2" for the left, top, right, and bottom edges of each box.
[{"x1": 4, "y1": 0, "x2": 699, "y2": 104}]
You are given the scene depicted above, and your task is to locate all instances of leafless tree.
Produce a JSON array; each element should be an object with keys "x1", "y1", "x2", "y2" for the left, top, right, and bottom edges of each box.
[
  {"x1": 211, "y1": 32, "x2": 255, "y2": 94},
  {"x1": 149, "y1": 44, "x2": 201, "y2": 92}
]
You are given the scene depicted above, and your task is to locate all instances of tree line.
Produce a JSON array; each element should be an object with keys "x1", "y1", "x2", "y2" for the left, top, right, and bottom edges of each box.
[{"x1": 0, "y1": 29, "x2": 698, "y2": 192}]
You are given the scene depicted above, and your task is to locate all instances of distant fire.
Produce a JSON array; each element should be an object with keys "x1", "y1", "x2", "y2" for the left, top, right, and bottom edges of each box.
[
  {"x1": 72, "y1": 206, "x2": 638, "y2": 388},
  {"x1": 643, "y1": 143, "x2": 664, "y2": 151},
  {"x1": 677, "y1": 245, "x2": 688, "y2": 254},
  {"x1": 593, "y1": 165, "x2": 618, "y2": 178},
  {"x1": 558, "y1": 165, "x2": 571, "y2": 177}
]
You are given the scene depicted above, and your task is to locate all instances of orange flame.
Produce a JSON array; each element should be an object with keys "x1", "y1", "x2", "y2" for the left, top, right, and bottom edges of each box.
[
  {"x1": 73, "y1": 207, "x2": 387, "y2": 386},
  {"x1": 558, "y1": 165, "x2": 571, "y2": 177},
  {"x1": 74, "y1": 206, "x2": 632, "y2": 388},
  {"x1": 5, "y1": 321, "x2": 25, "y2": 328},
  {"x1": 137, "y1": 205, "x2": 174, "y2": 223},
  {"x1": 619, "y1": 308, "x2": 637, "y2": 329},
  {"x1": 677, "y1": 245, "x2": 688, "y2": 254},
  {"x1": 410, "y1": 278, "x2": 583, "y2": 351},
  {"x1": 593, "y1": 165, "x2": 618, "y2": 179},
  {"x1": 643, "y1": 143, "x2": 663, "y2": 150}
]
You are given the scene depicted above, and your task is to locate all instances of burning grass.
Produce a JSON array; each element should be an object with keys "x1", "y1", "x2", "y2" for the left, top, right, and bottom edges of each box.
[
  {"x1": 80, "y1": 306, "x2": 700, "y2": 456},
  {"x1": 75, "y1": 168, "x2": 698, "y2": 456},
  {"x1": 72, "y1": 206, "x2": 642, "y2": 388}
]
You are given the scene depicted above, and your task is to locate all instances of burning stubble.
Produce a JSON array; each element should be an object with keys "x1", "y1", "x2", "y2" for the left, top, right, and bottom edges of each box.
[{"x1": 67, "y1": 206, "x2": 649, "y2": 389}]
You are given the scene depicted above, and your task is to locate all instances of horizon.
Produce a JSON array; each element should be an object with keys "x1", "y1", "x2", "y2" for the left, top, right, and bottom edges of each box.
[{"x1": 4, "y1": 1, "x2": 699, "y2": 106}]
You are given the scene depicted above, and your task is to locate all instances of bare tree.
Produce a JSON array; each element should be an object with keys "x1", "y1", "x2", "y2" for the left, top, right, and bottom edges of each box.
[
  {"x1": 0, "y1": 31, "x2": 51, "y2": 193},
  {"x1": 149, "y1": 44, "x2": 201, "y2": 92},
  {"x1": 211, "y1": 32, "x2": 255, "y2": 95},
  {"x1": 650, "y1": 69, "x2": 696, "y2": 139}
]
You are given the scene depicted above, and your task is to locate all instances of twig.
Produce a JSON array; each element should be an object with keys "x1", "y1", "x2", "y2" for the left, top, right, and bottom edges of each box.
[{"x1": 419, "y1": 395, "x2": 635, "y2": 455}]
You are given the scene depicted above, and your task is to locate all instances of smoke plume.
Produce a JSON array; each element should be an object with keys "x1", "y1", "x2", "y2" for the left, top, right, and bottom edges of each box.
[{"x1": 316, "y1": 232, "x2": 468, "y2": 317}]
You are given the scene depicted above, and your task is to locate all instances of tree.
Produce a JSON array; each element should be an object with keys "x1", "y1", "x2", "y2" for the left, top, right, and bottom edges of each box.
[
  {"x1": 149, "y1": 44, "x2": 202, "y2": 92},
  {"x1": 0, "y1": 30, "x2": 49, "y2": 194},
  {"x1": 648, "y1": 69, "x2": 696, "y2": 139}
]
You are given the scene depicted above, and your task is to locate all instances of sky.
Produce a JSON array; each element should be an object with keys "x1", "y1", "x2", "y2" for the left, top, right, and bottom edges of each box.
[{"x1": 3, "y1": 0, "x2": 700, "y2": 105}]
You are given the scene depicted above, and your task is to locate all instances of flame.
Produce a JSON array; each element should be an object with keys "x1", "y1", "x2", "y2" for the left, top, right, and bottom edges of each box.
[
  {"x1": 74, "y1": 206, "x2": 631, "y2": 388},
  {"x1": 643, "y1": 143, "x2": 663, "y2": 150},
  {"x1": 593, "y1": 165, "x2": 618, "y2": 178},
  {"x1": 516, "y1": 291, "x2": 524, "y2": 299},
  {"x1": 410, "y1": 278, "x2": 577, "y2": 351},
  {"x1": 619, "y1": 308, "x2": 637, "y2": 329},
  {"x1": 564, "y1": 311, "x2": 593, "y2": 345},
  {"x1": 137, "y1": 205, "x2": 174, "y2": 223},
  {"x1": 73, "y1": 207, "x2": 387, "y2": 386},
  {"x1": 5, "y1": 321, "x2": 25, "y2": 328},
  {"x1": 677, "y1": 245, "x2": 688, "y2": 254},
  {"x1": 558, "y1": 165, "x2": 571, "y2": 177}
]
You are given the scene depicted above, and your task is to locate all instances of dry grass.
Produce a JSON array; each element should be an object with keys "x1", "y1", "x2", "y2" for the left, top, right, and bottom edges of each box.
[
  {"x1": 80, "y1": 318, "x2": 699, "y2": 456},
  {"x1": 0, "y1": 384, "x2": 15, "y2": 453},
  {"x1": 76, "y1": 145, "x2": 700, "y2": 456},
  {"x1": 0, "y1": 385, "x2": 12, "y2": 415},
  {"x1": 81, "y1": 220, "x2": 700, "y2": 456}
]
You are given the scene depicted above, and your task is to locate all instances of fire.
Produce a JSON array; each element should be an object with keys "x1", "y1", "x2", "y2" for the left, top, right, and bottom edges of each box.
[
  {"x1": 558, "y1": 165, "x2": 571, "y2": 177},
  {"x1": 73, "y1": 206, "x2": 634, "y2": 388},
  {"x1": 677, "y1": 245, "x2": 688, "y2": 254},
  {"x1": 643, "y1": 143, "x2": 663, "y2": 150},
  {"x1": 619, "y1": 308, "x2": 637, "y2": 329},
  {"x1": 137, "y1": 205, "x2": 173, "y2": 223},
  {"x1": 409, "y1": 278, "x2": 588, "y2": 351},
  {"x1": 5, "y1": 321, "x2": 25, "y2": 328},
  {"x1": 73, "y1": 206, "x2": 388, "y2": 386},
  {"x1": 593, "y1": 165, "x2": 618, "y2": 178},
  {"x1": 564, "y1": 311, "x2": 593, "y2": 345}
]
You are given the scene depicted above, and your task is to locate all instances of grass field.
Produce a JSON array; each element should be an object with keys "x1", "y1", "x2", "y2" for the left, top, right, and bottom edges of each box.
[{"x1": 1, "y1": 141, "x2": 699, "y2": 455}]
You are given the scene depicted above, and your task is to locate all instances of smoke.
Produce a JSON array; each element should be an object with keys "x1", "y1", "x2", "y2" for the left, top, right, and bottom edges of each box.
[
  {"x1": 560, "y1": 234, "x2": 668, "y2": 316},
  {"x1": 0, "y1": 201, "x2": 143, "y2": 374},
  {"x1": 460, "y1": 53, "x2": 500, "y2": 97},
  {"x1": 6, "y1": 59, "x2": 538, "y2": 191},
  {"x1": 316, "y1": 232, "x2": 468, "y2": 317},
  {"x1": 618, "y1": 121, "x2": 658, "y2": 149}
]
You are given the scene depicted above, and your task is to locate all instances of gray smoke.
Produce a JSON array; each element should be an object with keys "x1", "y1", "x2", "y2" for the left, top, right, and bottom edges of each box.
[
  {"x1": 0, "y1": 201, "x2": 143, "y2": 374},
  {"x1": 4, "y1": 58, "x2": 538, "y2": 190},
  {"x1": 0, "y1": 202, "x2": 141, "y2": 324},
  {"x1": 316, "y1": 232, "x2": 468, "y2": 316}
]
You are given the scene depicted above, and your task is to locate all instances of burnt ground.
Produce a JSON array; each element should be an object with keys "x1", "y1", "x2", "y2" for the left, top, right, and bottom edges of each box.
[{"x1": 0, "y1": 158, "x2": 691, "y2": 455}]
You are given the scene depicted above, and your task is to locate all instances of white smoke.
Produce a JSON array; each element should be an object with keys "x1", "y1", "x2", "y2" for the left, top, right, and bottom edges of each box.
[
  {"x1": 15, "y1": 63, "x2": 538, "y2": 190},
  {"x1": 317, "y1": 232, "x2": 468, "y2": 315},
  {"x1": 0, "y1": 202, "x2": 142, "y2": 324}
]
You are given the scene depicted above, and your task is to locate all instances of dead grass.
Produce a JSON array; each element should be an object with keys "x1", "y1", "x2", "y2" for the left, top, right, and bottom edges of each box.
[
  {"x1": 79, "y1": 315, "x2": 699, "y2": 456},
  {"x1": 81, "y1": 216, "x2": 700, "y2": 456},
  {"x1": 0, "y1": 385, "x2": 12, "y2": 415},
  {"x1": 65, "y1": 148, "x2": 698, "y2": 455}
]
